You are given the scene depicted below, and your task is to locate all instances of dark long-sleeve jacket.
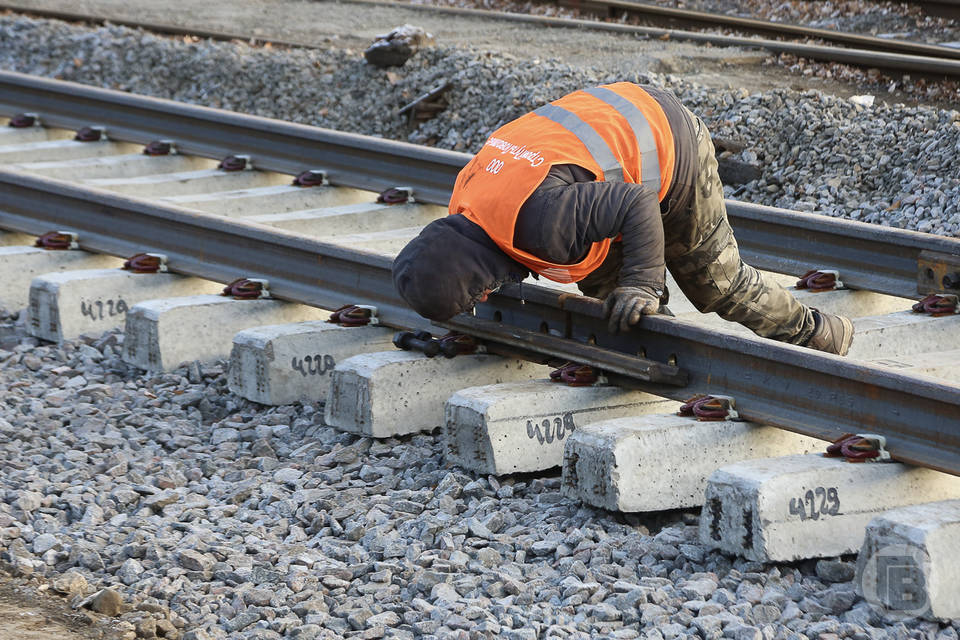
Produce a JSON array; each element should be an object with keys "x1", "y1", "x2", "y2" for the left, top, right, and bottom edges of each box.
[{"x1": 512, "y1": 86, "x2": 698, "y2": 292}]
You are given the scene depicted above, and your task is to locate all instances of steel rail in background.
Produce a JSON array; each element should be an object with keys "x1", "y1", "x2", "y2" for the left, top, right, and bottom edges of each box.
[
  {"x1": 3, "y1": 1, "x2": 960, "y2": 79},
  {"x1": 4, "y1": 71, "x2": 957, "y2": 299},
  {"x1": 557, "y1": 0, "x2": 960, "y2": 60},
  {"x1": 5, "y1": 0, "x2": 957, "y2": 61},
  {"x1": 0, "y1": 170, "x2": 958, "y2": 475},
  {"x1": 353, "y1": 0, "x2": 960, "y2": 78}
]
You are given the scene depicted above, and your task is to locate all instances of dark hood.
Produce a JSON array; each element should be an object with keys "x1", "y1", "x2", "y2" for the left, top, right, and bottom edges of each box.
[{"x1": 392, "y1": 214, "x2": 529, "y2": 322}]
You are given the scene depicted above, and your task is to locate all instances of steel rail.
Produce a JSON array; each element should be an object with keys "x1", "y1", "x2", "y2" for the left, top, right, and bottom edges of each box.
[
  {"x1": 0, "y1": 170, "x2": 958, "y2": 475},
  {"x1": 353, "y1": 0, "x2": 960, "y2": 78},
  {"x1": 0, "y1": 71, "x2": 466, "y2": 206},
  {"x1": 725, "y1": 201, "x2": 960, "y2": 299},
  {"x1": 7, "y1": 0, "x2": 957, "y2": 61},
  {"x1": 3, "y1": 0, "x2": 960, "y2": 79},
  {"x1": 3, "y1": 71, "x2": 958, "y2": 300},
  {"x1": 556, "y1": 0, "x2": 960, "y2": 60}
]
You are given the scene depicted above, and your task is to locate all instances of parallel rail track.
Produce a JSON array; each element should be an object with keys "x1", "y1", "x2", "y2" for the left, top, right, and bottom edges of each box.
[
  {"x1": 4, "y1": 0, "x2": 960, "y2": 80},
  {"x1": 0, "y1": 70, "x2": 959, "y2": 475},
  {"x1": 556, "y1": 0, "x2": 960, "y2": 60}
]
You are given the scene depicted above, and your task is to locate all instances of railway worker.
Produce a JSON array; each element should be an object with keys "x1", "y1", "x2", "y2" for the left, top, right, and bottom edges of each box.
[{"x1": 391, "y1": 82, "x2": 854, "y2": 355}]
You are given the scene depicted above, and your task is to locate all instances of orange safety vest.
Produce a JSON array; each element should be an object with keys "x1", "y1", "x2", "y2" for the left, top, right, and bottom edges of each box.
[{"x1": 448, "y1": 82, "x2": 675, "y2": 283}]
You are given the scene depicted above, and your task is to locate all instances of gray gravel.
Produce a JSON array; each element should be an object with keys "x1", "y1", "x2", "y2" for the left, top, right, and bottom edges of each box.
[
  {"x1": 0, "y1": 14, "x2": 959, "y2": 639},
  {"x1": 0, "y1": 312, "x2": 952, "y2": 638},
  {"x1": 0, "y1": 15, "x2": 958, "y2": 236}
]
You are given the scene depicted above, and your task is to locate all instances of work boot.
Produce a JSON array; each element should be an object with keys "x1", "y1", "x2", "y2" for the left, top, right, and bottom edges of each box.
[{"x1": 805, "y1": 309, "x2": 854, "y2": 356}]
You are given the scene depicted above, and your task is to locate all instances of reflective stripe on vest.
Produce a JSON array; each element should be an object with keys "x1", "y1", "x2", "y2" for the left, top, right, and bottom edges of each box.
[
  {"x1": 582, "y1": 86, "x2": 661, "y2": 193},
  {"x1": 532, "y1": 88, "x2": 662, "y2": 191},
  {"x1": 532, "y1": 103, "x2": 624, "y2": 183}
]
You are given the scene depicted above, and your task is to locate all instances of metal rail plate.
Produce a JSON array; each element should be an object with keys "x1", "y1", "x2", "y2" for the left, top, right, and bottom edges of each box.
[{"x1": 0, "y1": 170, "x2": 958, "y2": 476}]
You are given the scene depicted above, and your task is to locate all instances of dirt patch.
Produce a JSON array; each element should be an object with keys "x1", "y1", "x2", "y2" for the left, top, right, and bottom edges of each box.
[{"x1": 0, "y1": 574, "x2": 124, "y2": 640}]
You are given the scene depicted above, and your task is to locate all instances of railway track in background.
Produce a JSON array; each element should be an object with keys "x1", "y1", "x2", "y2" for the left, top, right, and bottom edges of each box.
[
  {"x1": 5, "y1": 0, "x2": 960, "y2": 81},
  {"x1": 0, "y1": 70, "x2": 958, "y2": 478}
]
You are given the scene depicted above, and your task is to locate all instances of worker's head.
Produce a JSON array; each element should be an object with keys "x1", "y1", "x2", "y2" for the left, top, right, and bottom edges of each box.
[{"x1": 392, "y1": 215, "x2": 529, "y2": 322}]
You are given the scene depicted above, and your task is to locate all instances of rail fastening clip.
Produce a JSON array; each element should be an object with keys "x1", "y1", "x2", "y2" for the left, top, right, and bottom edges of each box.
[
  {"x1": 912, "y1": 293, "x2": 959, "y2": 316},
  {"x1": 218, "y1": 155, "x2": 252, "y2": 171},
  {"x1": 9, "y1": 113, "x2": 39, "y2": 128},
  {"x1": 678, "y1": 394, "x2": 739, "y2": 421},
  {"x1": 143, "y1": 140, "x2": 176, "y2": 156},
  {"x1": 122, "y1": 253, "x2": 168, "y2": 273},
  {"x1": 35, "y1": 231, "x2": 78, "y2": 251},
  {"x1": 824, "y1": 433, "x2": 891, "y2": 463},
  {"x1": 327, "y1": 304, "x2": 378, "y2": 326},
  {"x1": 549, "y1": 362, "x2": 602, "y2": 387},
  {"x1": 292, "y1": 170, "x2": 328, "y2": 187},
  {"x1": 221, "y1": 278, "x2": 270, "y2": 299},
  {"x1": 377, "y1": 186, "x2": 414, "y2": 204},
  {"x1": 74, "y1": 126, "x2": 106, "y2": 142},
  {"x1": 796, "y1": 269, "x2": 843, "y2": 292}
]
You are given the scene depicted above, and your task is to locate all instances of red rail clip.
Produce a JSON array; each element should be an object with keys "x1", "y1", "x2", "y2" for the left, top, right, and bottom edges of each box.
[
  {"x1": 824, "y1": 433, "x2": 891, "y2": 463},
  {"x1": 796, "y1": 269, "x2": 842, "y2": 292},
  {"x1": 123, "y1": 253, "x2": 168, "y2": 273},
  {"x1": 218, "y1": 155, "x2": 251, "y2": 171},
  {"x1": 327, "y1": 304, "x2": 378, "y2": 326},
  {"x1": 549, "y1": 362, "x2": 599, "y2": 387},
  {"x1": 143, "y1": 140, "x2": 175, "y2": 156},
  {"x1": 74, "y1": 126, "x2": 106, "y2": 142},
  {"x1": 377, "y1": 187, "x2": 413, "y2": 204},
  {"x1": 8, "y1": 113, "x2": 38, "y2": 128},
  {"x1": 35, "y1": 231, "x2": 78, "y2": 251},
  {"x1": 678, "y1": 394, "x2": 739, "y2": 421},
  {"x1": 222, "y1": 278, "x2": 270, "y2": 299},
  {"x1": 292, "y1": 170, "x2": 328, "y2": 187},
  {"x1": 912, "y1": 293, "x2": 959, "y2": 316}
]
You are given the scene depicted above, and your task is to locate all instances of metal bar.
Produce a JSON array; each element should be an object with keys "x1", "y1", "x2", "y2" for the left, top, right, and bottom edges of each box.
[
  {"x1": 1, "y1": 170, "x2": 958, "y2": 475},
  {"x1": 442, "y1": 314, "x2": 688, "y2": 386},
  {"x1": 2, "y1": 71, "x2": 960, "y2": 300},
  {"x1": 561, "y1": 0, "x2": 960, "y2": 60}
]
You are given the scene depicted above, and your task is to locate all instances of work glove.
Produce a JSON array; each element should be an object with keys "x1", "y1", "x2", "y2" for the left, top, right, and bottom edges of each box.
[{"x1": 602, "y1": 285, "x2": 661, "y2": 333}]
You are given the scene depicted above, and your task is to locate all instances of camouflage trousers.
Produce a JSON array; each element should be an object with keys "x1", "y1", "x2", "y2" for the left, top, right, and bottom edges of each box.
[{"x1": 579, "y1": 112, "x2": 816, "y2": 344}]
